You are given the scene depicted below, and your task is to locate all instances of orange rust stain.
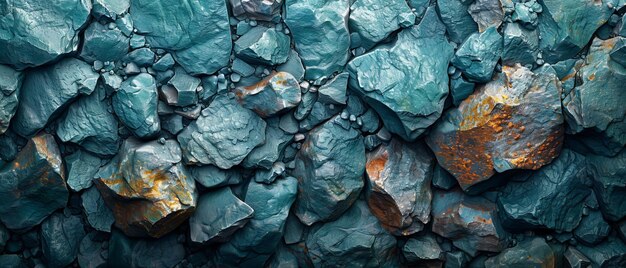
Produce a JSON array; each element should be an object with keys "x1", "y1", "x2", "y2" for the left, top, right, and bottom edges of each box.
[
  {"x1": 474, "y1": 215, "x2": 493, "y2": 225},
  {"x1": 588, "y1": 73, "x2": 596, "y2": 81},
  {"x1": 366, "y1": 151, "x2": 388, "y2": 181}
]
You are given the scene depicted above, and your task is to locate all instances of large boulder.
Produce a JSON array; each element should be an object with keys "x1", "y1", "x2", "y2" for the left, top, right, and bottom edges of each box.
[
  {"x1": 427, "y1": 65, "x2": 564, "y2": 191},
  {"x1": 94, "y1": 138, "x2": 197, "y2": 238},
  {"x1": 347, "y1": 8, "x2": 453, "y2": 141}
]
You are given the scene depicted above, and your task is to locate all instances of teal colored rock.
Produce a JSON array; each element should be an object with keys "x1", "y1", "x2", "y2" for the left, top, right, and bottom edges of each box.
[
  {"x1": 94, "y1": 138, "x2": 197, "y2": 238},
  {"x1": 576, "y1": 236, "x2": 626, "y2": 268},
  {"x1": 229, "y1": 0, "x2": 283, "y2": 21},
  {"x1": 189, "y1": 187, "x2": 254, "y2": 244},
  {"x1": 498, "y1": 149, "x2": 590, "y2": 232},
  {"x1": 436, "y1": 0, "x2": 479, "y2": 44},
  {"x1": 92, "y1": 0, "x2": 130, "y2": 20},
  {"x1": 107, "y1": 229, "x2": 185, "y2": 268},
  {"x1": 298, "y1": 100, "x2": 343, "y2": 131},
  {"x1": 502, "y1": 22, "x2": 539, "y2": 66},
  {"x1": 65, "y1": 150, "x2": 101, "y2": 192},
  {"x1": 0, "y1": 255, "x2": 26, "y2": 268},
  {"x1": 131, "y1": 0, "x2": 231, "y2": 75},
  {"x1": 468, "y1": 0, "x2": 504, "y2": 32},
  {"x1": 215, "y1": 177, "x2": 298, "y2": 267},
  {"x1": 610, "y1": 38, "x2": 626, "y2": 67},
  {"x1": 41, "y1": 213, "x2": 86, "y2": 268},
  {"x1": 445, "y1": 251, "x2": 470, "y2": 268},
  {"x1": 81, "y1": 186, "x2": 115, "y2": 233},
  {"x1": 538, "y1": 0, "x2": 613, "y2": 63},
  {"x1": 427, "y1": 65, "x2": 563, "y2": 191},
  {"x1": 113, "y1": 73, "x2": 161, "y2": 138},
  {"x1": 450, "y1": 76, "x2": 475, "y2": 106},
  {"x1": 564, "y1": 247, "x2": 591, "y2": 268},
  {"x1": 0, "y1": 0, "x2": 91, "y2": 69},
  {"x1": 189, "y1": 165, "x2": 243, "y2": 189},
  {"x1": 431, "y1": 189, "x2": 507, "y2": 256},
  {"x1": 152, "y1": 54, "x2": 175, "y2": 72},
  {"x1": 242, "y1": 117, "x2": 293, "y2": 169},
  {"x1": 574, "y1": 210, "x2": 611, "y2": 246},
  {"x1": 452, "y1": 26, "x2": 502, "y2": 83},
  {"x1": 125, "y1": 47, "x2": 155, "y2": 67},
  {"x1": 402, "y1": 234, "x2": 443, "y2": 262},
  {"x1": 178, "y1": 95, "x2": 267, "y2": 168},
  {"x1": 293, "y1": 91, "x2": 317, "y2": 120},
  {"x1": 348, "y1": 8, "x2": 453, "y2": 141},
  {"x1": 0, "y1": 224, "x2": 7, "y2": 251},
  {"x1": 348, "y1": 0, "x2": 415, "y2": 49},
  {"x1": 365, "y1": 139, "x2": 434, "y2": 236},
  {"x1": 0, "y1": 134, "x2": 68, "y2": 230},
  {"x1": 130, "y1": 34, "x2": 146, "y2": 49},
  {"x1": 293, "y1": 116, "x2": 365, "y2": 225},
  {"x1": 267, "y1": 243, "x2": 299, "y2": 268},
  {"x1": 80, "y1": 22, "x2": 129, "y2": 63},
  {"x1": 432, "y1": 164, "x2": 458, "y2": 190},
  {"x1": 167, "y1": 68, "x2": 200, "y2": 107},
  {"x1": 285, "y1": 0, "x2": 351, "y2": 81},
  {"x1": 587, "y1": 149, "x2": 626, "y2": 221},
  {"x1": 0, "y1": 65, "x2": 22, "y2": 135},
  {"x1": 234, "y1": 72, "x2": 301, "y2": 117},
  {"x1": 77, "y1": 233, "x2": 107, "y2": 268},
  {"x1": 564, "y1": 38, "x2": 626, "y2": 155},
  {"x1": 12, "y1": 58, "x2": 98, "y2": 138},
  {"x1": 318, "y1": 72, "x2": 348, "y2": 105},
  {"x1": 276, "y1": 50, "x2": 306, "y2": 81},
  {"x1": 484, "y1": 237, "x2": 555, "y2": 268},
  {"x1": 305, "y1": 201, "x2": 399, "y2": 267},
  {"x1": 57, "y1": 86, "x2": 120, "y2": 156},
  {"x1": 234, "y1": 27, "x2": 291, "y2": 65}
]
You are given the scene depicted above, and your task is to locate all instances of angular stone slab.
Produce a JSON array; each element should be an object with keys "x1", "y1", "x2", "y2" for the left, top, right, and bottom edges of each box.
[
  {"x1": 234, "y1": 72, "x2": 301, "y2": 118},
  {"x1": 348, "y1": 0, "x2": 415, "y2": 49},
  {"x1": 234, "y1": 26, "x2": 291, "y2": 66},
  {"x1": 452, "y1": 25, "x2": 502, "y2": 83},
  {"x1": 230, "y1": 0, "x2": 283, "y2": 21},
  {"x1": 112, "y1": 73, "x2": 161, "y2": 138},
  {"x1": 107, "y1": 229, "x2": 185, "y2": 268},
  {"x1": 81, "y1": 186, "x2": 115, "y2": 233},
  {"x1": 0, "y1": 65, "x2": 23, "y2": 135}
]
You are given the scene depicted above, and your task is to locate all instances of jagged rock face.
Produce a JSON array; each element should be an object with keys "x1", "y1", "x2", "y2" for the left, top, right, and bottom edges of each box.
[
  {"x1": 365, "y1": 139, "x2": 434, "y2": 236},
  {"x1": 0, "y1": 65, "x2": 23, "y2": 135},
  {"x1": 230, "y1": 0, "x2": 283, "y2": 21},
  {"x1": 94, "y1": 138, "x2": 197, "y2": 238},
  {"x1": 0, "y1": 134, "x2": 68, "y2": 230},
  {"x1": 112, "y1": 73, "x2": 161, "y2": 139},
  {"x1": 234, "y1": 72, "x2": 301, "y2": 118},
  {"x1": 234, "y1": 26, "x2": 291, "y2": 66},
  {"x1": 485, "y1": 237, "x2": 555, "y2": 268},
  {"x1": 587, "y1": 149, "x2": 626, "y2": 222},
  {"x1": 0, "y1": 0, "x2": 91, "y2": 69},
  {"x1": 427, "y1": 64, "x2": 564, "y2": 191},
  {"x1": 348, "y1": 0, "x2": 416, "y2": 49}
]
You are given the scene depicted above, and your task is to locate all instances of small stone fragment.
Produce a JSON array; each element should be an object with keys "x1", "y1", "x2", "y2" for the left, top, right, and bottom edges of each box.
[
  {"x1": 112, "y1": 73, "x2": 161, "y2": 138},
  {"x1": 92, "y1": 0, "x2": 130, "y2": 20},
  {"x1": 230, "y1": 0, "x2": 283, "y2": 21},
  {"x1": 41, "y1": 213, "x2": 86, "y2": 268},
  {"x1": 189, "y1": 187, "x2": 254, "y2": 244},
  {"x1": 450, "y1": 76, "x2": 475, "y2": 106},
  {"x1": 234, "y1": 26, "x2": 291, "y2": 66},
  {"x1": 177, "y1": 95, "x2": 267, "y2": 168},
  {"x1": 0, "y1": 65, "x2": 23, "y2": 135},
  {"x1": 402, "y1": 234, "x2": 443, "y2": 262},
  {"x1": 485, "y1": 237, "x2": 555, "y2": 268},
  {"x1": 502, "y1": 22, "x2": 539, "y2": 66},
  {"x1": 348, "y1": 0, "x2": 416, "y2": 49},
  {"x1": 168, "y1": 68, "x2": 201, "y2": 107},
  {"x1": 234, "y1": 72, "x2": 301, "y2": 117},
  {"x1": 189, "y1": 165, "x2": 243, "y2": 189},
  {"x1": 243, "y1": 117, "x2": 293, "y2": 169},
  {"x1": 452, "y1": 26, "x2": 503, "y2": 83},
  {"x1": 81, "y1": 186, "x2": 115, "y2": 233},
  {"x1": 77, "y1": 233, "x2": 107, "y2": 268},
  {"x1": 276, "y1": 50, "x2": 306, "y2": 81}
]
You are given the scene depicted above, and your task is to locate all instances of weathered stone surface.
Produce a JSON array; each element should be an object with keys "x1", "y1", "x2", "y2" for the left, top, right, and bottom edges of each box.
[
  {"x1": 92, "y1": 0, "x2": 129, "y2": 20},
  {"x1": 0, "y1": 0, "x2": 91, "y2": 69},
  {"x1": 178, "y1": 94, "x2": 266, "y2": 168},
  {"x1": 80, "y1": 22, "x2": 129, "y2": 63},
  {"x1": 432, "y1": 189, "x2": 506, "y2": 256},
  {"x1": 502, "y1": 22, "x2": 539, "y2": 66},
  {"x1": 538, "y1": 0, "x2": 613, "y2": 63},
  {"x1": 234, "y1": 72, "x2": 301, "y2": 118},
  {"x1": 587, "y1": 149, "x2": 626, "y2": 221},
  {"x1": 305, "y1": 201, "x2": 399, "y2": 267},
  {"x1": 452, "y1": 26, "x2": 502, "y2": 83},
  {"x1": 348, "y1": 0, "x2": 415, "y2": 49},
  {"x1": 450, "y1": 76, "x2": 475, "y2": 107},
  {"x1": 285, "y1": 0, "x2": 350, "y2": 81},
  {"x1": 230, "y1": 0, "x2": 283, "y2": 21},
  {"x1": 41, "y1": 213, "x2": 86, "y2": 268},
  {"x1": 498, "y1": 149, "x2": 590, "y2": 232},
  {"x1": 82, "y1": 186, "x2": 115, "y2": 233},
  {"x1": 189, "y1": 165, "x2": 243, "y2": 189},
  {"x1": 565, "y1": 247, "x2": 591, "y2": 268},
  {"x1": 574, "y1": 209, "x2": 611, "y2": 246},
  {"x1": 611, "y1": 38, "x2": 626, "y2": 68},
  {"x1": 318, "y1": 72, "x2": 348, "y2": 105},
  {"x1": 242, "y1": 117, "x2": 293, "y2": 169},
  {"x1": 485, "y1": 237, "x2": 555, "y2": 268},
  {"x1": 234, "y1": 26, "x2": 290, "y2": 66},
  {"x1": 576, "y1": 237, "x2": 626, "y2": 268},
  {"x1": 57, "y1": 86, "x2": 120, "y2": 156},
  {"x1": 215, "y1": 177, "x2": 297, "y2": 267},
  {"x1": 108, "y1": 229, "x2": 185, "y2": 268},
  {"x1": 563, "y1": 38, "x2": 626, "y2": 156},
  {"x1": 293, "y1": 116, "x2": 365, "y2": 225},
  {"x1": 94, "y1": 138, "x2": 197, "y2": 238},
  {"x1": 348, "y1": 8, "x2": 453, "y2": 141},
  {"x1": 65, "y1": 150, "x2": 101, "y2": 192},
  {"x1": 0, "y1": 134, "x2": 68, "y2": 230},
  {"x1": 402, "y1": 234, "x2": 443, "y2": 262},
  {"x1": 427, "y1": 65, "x2": 563, "y2": 190},
  {"x1": 12, "y1": 58, "x2": 98, "y2": 138},
  {"x1": 167, "y1": 68, "x2": 200, "y2": 107},
  {"x1": 437, "y1": 0, "x2": 478, "y2": 45},
  {"x1": 468, "y1": 0, "x2": 504, "y2": 32},
  {"x1": 189, "y1": 187, "x2": 254, "y2": 244},
  {"x1": 77, "y1": 233, "x2": 107, "y2": 268},
  {"x1": 131, "y1": 0, "x2": 231, "y2": 75},
  {"x1": 365, "y1": 139, "x2": 433, "y2": 236},
  {"x1": 113, "y1": 73, "x2": 160, "y2": 138},
  {"x1": 0, "y1": 65, "x2": 22, "y2": 135}
]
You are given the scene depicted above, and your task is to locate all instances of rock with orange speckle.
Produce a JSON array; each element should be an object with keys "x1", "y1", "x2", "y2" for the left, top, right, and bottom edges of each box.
[
  {"x1": 431, "y1": 189, "x2": 507, "y2": 256},
  {"x1": 364, "y1": 139, "x2": 434, "y2": 236},
  {"x1": 94, "y1": 138, "x2": 197, "y2": 238},
  {"x1": 485, "y1": 237, "x2": 555, "y2": 268},
  {"x1": 426, "y1": 64, "x2": 564, "y2": 191},
  {"x1": 0, "y1": 133, "x2": 68, "y2": 230},
  {"x1": 498, "y1": 149, "x2": 591, "y2": 232},
  {"x1": 233, "y1": 72, "x2": 301, "y2": 118}
]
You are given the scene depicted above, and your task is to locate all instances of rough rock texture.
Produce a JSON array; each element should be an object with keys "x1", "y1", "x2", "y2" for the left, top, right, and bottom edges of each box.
[
  {"x1": 107, "y1": 229, "x2": 185, "y2": 267},
  {"x1": 234, "y1": 26, "x2": 291, "y2": 66},
  {"x1": 0, "y1": 65, "x2": 22, "y2": 135},
  {"x1": 230, "y1": 0, "x2": 283, "y2": 21},
  {"x1": 81, "y1": 186, "x2": 115, "y2": 233},
  {"x1": 41, "y1": 213, "x2": 86, "y2": 268},
  {"x1": 348, "y1": 8, "x2": 453, "y2": 141},
  {"x1": 65, "y1": 150, "x2": 101, "y2": 192},
  {"x1": 80, "y1": 22, "x2": 129, "y2": 63},
  {"x1": 427, "y1": 65, "x2": 563, "y2": 191},
  {"x1": 468, "y1": 0, "x2": 504, "y2": 32},
  {"x1": 293, "y1": 116, "x2": 365, "y2": 225},
  {"x1": 94, "y1": 138, "x2": 197, "y2": 238},
  {"x1": 0, "y1": 0, "x2": 91, "y2": 69},
  {"x1": 234, "y1": 72, "x2": 301, "y2": 118},
  {"x1": 437, "y1": 0, "x2": 478, "y2": 45},
  {"x1": 112, "y1": 73, "x2": 160, "y2": 139},
  {"x1": 574, "y1": 210, "x2": 611, "y2": 246},
  {"x1": 177, "y1": 95, "x2": 267, "y2": 168},
  {"x1": 365, "y1": 139, "x2": 433, "y2": 236},
  {"x1": 402, "y1": 234, "x2": 443, "y2": 262},
  {"x1": 576, "y1": 237, "x2": 626, "y2": 268},
  {"x1": 0, "y1": 134, "x2": 68, "y2": 230},
  {"x1": 452, "y1": 26, "x2": 502, "y2": 83},
  {"x1": 587, "y1": 149, "x2": 626, "y2": 221},
  {"x1": 11, "y1": 58, "x2": 98, "y2": 138},
  {"x1": 348, "y1": 0, "x2": 416, "y2": 49},
  {"x1": 485, "y1": 237, "x2": 555, "y2": 268},
  {"x1": 285, "y1": 0, "x2": 350, "y2": 81}
]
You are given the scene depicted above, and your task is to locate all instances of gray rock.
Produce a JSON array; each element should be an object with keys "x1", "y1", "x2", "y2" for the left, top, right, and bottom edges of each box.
[
  {"x1": 41, "y1": 213, "x2": 86, "y2": 268},
  {"x1": 234, "y1": 26, "x2": 291, "y2": 66},
  {"x1": 0, "y1": 65, "x2": 23, "y2": 135},
  {"x1": 468, "y1": 0, "x2": 504, "y2": 32},
  {"x1": 234, "y1": 72, "x2": 301, "y2": 118},
  {"x1": 348, "y1": 0, "x2": 415, "y2": 49},
  {"x1": 112, "y1": 73, "x2": 161, "y2": 138},
  {"x1": 485, "y1": 237, "x2": 555, "y2": 268},
  {"x1": 81, "y1": 186, "x2": 115, "y2": 233},
  {"x1": 177, "y1": 94, "x2": 267, "y2": 168},
  {"x1": 65, "y1": 150, "x2": 101, "y2": 192}
]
